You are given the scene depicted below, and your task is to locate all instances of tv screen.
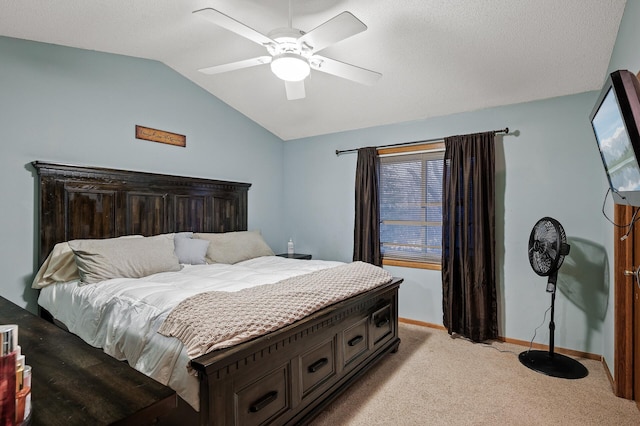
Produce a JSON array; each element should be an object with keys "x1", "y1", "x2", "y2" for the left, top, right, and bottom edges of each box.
[{"x1": 590, "y1": 70, "x2": 640, "y2": 206}]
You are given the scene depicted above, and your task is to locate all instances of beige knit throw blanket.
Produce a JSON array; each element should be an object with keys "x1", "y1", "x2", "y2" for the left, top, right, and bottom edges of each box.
[{"x1": 158, "y1": 261, "x2": 393, "y2": 358}]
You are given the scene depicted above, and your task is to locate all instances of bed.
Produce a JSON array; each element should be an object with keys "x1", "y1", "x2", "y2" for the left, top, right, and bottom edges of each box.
[{"x1": 31, "y1": 161, "x2": 403, "y2": 425}]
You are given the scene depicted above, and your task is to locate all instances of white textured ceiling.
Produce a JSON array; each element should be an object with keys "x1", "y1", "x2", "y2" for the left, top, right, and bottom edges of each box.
[{"x1": 0, "y1": 0, "x2": 627, "y2": 140}]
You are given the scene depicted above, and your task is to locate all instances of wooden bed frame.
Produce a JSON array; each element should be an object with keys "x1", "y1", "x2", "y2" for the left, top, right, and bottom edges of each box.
[{"x1": 32, "y1": 161, "x2": 403, "y2": 426}]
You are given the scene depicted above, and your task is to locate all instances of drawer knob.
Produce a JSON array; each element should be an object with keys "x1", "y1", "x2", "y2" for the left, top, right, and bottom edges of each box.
[
  {"x1": 348, "y1": 335, "x2": 364, "y2": 347},
  {"x1": 308, "y1": 357, "x2": 329, "y2": 373},
  {"x1": 375, "y1": 318, "x2": 389, "y2": 328},
  {"x1": 249, "y1": 390, "x2": 278, "y2": 413}
]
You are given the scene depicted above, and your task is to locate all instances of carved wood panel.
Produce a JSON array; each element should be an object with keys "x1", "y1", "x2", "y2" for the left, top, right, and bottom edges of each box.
[
  {"x1": 173, "y1": 195, "x2": 206, "y2": 233},
  {"x1": 66, "y1": 188, "x2": 117, "y2": 240},
  {"x1": 126, "y1": 192, "x2": 167, "y2": 236},
  {"x1": 212, "y1": 194, "x2": 240, "y2": 233}
]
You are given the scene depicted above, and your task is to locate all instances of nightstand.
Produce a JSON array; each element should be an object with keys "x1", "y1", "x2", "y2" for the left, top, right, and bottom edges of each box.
[{"x1": 277, "y1": 253, "x2": 312, "y2": 260}]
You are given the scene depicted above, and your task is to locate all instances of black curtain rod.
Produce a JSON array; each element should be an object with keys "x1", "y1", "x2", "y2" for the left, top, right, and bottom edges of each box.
[{"x1": 334, "y1": 127, "x2": 509, "y2": 156}]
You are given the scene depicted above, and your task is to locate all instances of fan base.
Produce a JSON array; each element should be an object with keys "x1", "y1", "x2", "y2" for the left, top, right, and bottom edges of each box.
[{"x1": 519, "y1": 350, "x2": 588, "y2": 379}]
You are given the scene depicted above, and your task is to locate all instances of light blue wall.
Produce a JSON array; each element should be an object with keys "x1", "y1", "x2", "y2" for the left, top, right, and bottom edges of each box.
[
  {"x1": 0, "y1": 36, "x2": 285, "y2": 312},
  {"x1": 599, "y1": 0, "x2": 640, "y2": 375},
  {"x1": 284, "y1": 88, "x2": 610, "y2": 355}
]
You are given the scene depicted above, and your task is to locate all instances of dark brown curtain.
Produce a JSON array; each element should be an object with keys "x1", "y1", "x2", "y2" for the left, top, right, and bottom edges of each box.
[
  {"x1": 353, "y1": 147, "x2": 381, "y2": 266},
  {"x1": 442, "y1": 132, "x2": 498, "y2": 342}
]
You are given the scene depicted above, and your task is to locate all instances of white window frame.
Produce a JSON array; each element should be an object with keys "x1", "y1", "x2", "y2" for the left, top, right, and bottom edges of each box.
[{"x1": 378, "y1": 142, "x2": 444, "y2": 270}]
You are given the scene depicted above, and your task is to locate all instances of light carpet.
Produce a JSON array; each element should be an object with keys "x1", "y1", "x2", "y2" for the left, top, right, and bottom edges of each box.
[{"x1": 311, "y1": 323, "x2": 640, "y2": 425}]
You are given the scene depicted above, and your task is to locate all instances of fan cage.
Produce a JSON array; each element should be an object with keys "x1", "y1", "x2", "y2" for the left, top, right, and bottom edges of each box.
[{"x1": 528, "y1": 217, "x2": 568, "y2": 277}]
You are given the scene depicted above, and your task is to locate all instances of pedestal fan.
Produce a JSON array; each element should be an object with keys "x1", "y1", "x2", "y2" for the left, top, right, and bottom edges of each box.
[{"x1": 518, "y1": 217, "x2": 588, "y2": 379}]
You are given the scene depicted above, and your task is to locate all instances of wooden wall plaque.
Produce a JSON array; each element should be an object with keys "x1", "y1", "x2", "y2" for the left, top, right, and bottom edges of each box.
[{"x1": 135, "y1": 125, "x2": 186, "y2": 147}]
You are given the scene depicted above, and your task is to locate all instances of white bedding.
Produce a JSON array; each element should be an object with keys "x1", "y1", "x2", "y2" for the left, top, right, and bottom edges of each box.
[{"x1": 37, "y1": 256, "x2": 344, "y2": 411}]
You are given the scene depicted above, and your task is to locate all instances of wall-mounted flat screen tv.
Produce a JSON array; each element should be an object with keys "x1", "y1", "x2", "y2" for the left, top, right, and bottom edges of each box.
[{"x1": 590, "y1": 69, "x2": 640, "y2": 207}]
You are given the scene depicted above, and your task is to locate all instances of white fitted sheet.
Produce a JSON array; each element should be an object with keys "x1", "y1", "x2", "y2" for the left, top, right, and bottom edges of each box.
[{"x1": 37, "y1": 256, "x2": 344, "y2": 411}]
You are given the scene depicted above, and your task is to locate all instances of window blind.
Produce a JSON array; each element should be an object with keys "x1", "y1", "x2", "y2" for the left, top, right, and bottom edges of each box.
[{"x1": 379, "y1": 148, "x2": 444, "y2": 263}]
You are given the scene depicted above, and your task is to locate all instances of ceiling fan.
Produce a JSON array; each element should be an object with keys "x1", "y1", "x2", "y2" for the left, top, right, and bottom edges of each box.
[{"x1": 193, "y1": 1, "x2": 382, "y2": 100}]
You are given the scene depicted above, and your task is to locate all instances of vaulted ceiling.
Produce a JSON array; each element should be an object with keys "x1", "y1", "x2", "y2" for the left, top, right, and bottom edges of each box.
[{"x1": 0, "y1": 0, "x2": 627, "y2": 140}]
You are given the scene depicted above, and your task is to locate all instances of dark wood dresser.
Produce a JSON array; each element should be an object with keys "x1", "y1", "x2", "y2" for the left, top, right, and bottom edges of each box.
[{"x1": 0, "y1": 296, "x2": 176, "y2": 425}]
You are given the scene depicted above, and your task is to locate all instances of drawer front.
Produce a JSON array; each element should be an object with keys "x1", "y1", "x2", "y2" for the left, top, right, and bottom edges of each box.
[
  {"x1": 300, "y1": 338, "x2": 336, "y2": 397},
  {"x1": 343, "y1": 317, "x2": 369, "y2": 366},
  {"x1": 371, "y1": 303, "x2": 393, "y2": 346},
  {"x1": 235, "y1": 364, "x2": 290, "y2": 426}
]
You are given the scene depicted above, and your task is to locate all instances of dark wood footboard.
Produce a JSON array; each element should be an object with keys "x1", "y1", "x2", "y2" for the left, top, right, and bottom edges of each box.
[{"x1": 189, "y1": 277, "x2": 402, "y2": 426}]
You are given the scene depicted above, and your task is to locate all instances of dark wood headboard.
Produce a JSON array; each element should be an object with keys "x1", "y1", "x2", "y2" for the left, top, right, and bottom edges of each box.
[{"x1": 33, "y1": 162, "x2": 251, "y2": 265}]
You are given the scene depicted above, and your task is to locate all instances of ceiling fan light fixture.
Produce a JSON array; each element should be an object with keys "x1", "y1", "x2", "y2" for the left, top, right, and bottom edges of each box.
[{"x1": 270, "y1": 53, "x2": 310, "y2": 82}]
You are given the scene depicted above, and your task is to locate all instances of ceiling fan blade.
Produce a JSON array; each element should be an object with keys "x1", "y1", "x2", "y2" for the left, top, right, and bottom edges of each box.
[
  {"x1": 285, "y1": 80, "x2": 306, "y2": 100},
  {"x1": 194, "y1": 8, "x2": 275, "y2": 47},
  {"x1": 198, "y1": 56, "x2": 272, "y2": 75},
  {"x1": 298, "y1": 11, "x2": 367, "y2": 53},
  {"x1": 310, "y1": 55, "x2": 381, "y2": 86}
]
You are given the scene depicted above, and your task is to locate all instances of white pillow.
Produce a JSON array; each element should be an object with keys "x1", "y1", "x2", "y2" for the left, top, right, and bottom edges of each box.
[{"x1": 174, "y1": 235, "x2": 209, "y2": 265}]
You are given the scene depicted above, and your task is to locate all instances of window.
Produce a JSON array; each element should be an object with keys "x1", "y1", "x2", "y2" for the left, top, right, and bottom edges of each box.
[{"x1": 379, "y1": 143, "x2": 444, "y2": 270}]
